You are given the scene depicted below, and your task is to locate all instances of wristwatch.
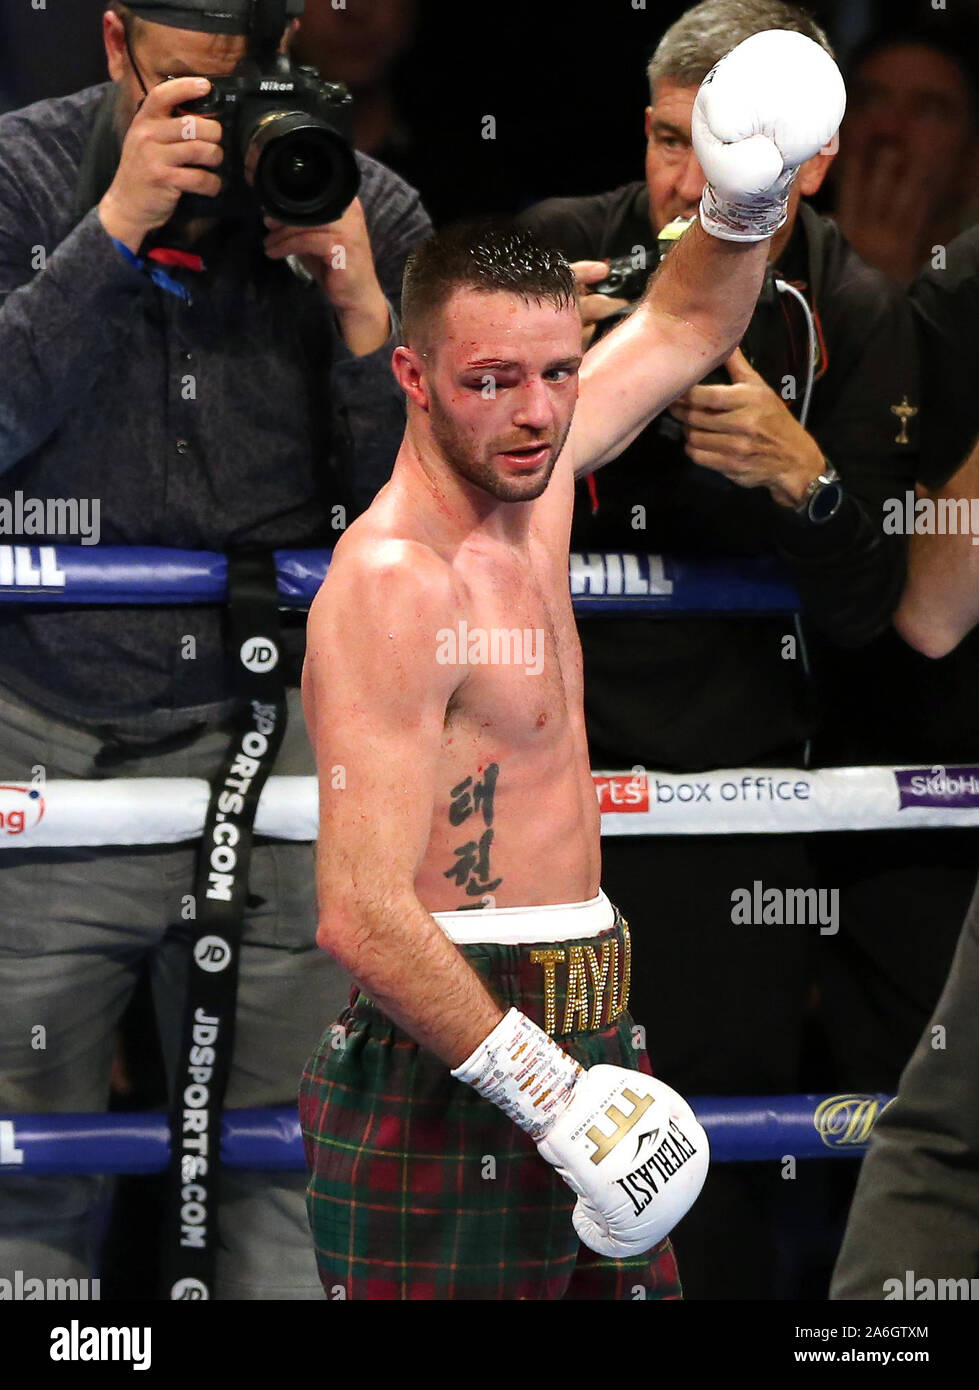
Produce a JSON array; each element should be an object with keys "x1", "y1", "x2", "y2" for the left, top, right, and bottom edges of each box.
[{"x1": 794, "y1": 462, "x2": 843, "y2": 524}]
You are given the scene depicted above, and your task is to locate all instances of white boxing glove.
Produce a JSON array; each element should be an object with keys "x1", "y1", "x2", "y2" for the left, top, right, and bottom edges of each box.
[
  {"x1": 692, "y1": 29, "x2": 846, "y2": 242},
  {"x1": 451, "y1": 1008, "x2": 709, "y2": 1257},
  {"x1": 537, "y1": 1064, "x2": 709, "y2": 1258}
]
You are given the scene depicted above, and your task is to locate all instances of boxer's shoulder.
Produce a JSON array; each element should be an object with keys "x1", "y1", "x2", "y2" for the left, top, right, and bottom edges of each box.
[{"x1": 311, "y1": 521, "x2": 463, "y2": 639}]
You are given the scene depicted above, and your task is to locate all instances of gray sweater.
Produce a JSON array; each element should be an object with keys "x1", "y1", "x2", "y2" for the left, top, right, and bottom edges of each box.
[{"x1": 0, "y1": 82, "x2": 430, "y2": 722}]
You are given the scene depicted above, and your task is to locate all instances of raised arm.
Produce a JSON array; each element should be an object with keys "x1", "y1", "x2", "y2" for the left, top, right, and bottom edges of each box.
[
  {"x1": 568, "y1": 221, "x2": 768, "y2": 476},
  {"x1": 563, "y1": 29, "x2": 846, "y2": 478},
  {"x1": 302, "y1": 538, "x2": 504, "y2": 1067},
  {"x1": 894, "y1": 436, "x2": 979, "y2": 658}
]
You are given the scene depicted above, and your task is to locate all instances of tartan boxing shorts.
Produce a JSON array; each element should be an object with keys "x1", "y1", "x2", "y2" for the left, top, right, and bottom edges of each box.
[{"x1": 298, "y1": 891, "x2": 682, "y2": 1300}]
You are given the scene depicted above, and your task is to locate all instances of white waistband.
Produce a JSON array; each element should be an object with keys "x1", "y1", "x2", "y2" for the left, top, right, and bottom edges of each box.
[{"x1": 431, "y1": 890, "x2": 615, "y2": 945}]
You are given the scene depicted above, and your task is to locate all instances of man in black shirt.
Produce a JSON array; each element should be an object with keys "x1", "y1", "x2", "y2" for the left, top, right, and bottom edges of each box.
[
  {"x1": 830, "y1": 225, "x2": 979, "y2": 1300},
  {"x1": 518, "y1": 0, "x2": 918, "y2": 1298}
]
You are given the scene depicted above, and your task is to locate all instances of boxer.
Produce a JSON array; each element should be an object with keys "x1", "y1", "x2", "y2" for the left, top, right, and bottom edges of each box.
[{"x1": 299, "y1": 30, "x2": 845, "y2": 1300}]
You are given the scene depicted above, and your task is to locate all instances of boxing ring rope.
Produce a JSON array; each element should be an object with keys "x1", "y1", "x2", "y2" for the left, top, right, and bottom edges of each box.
[
  {"x1": 0, "y1": 545, "x2": 968, "y2": 1179},
  {"x1": 4, "y1": 762, "x2": 978, "y2": 847},
  {"x1": 0, "y1": 1094, "x2": 894, "y2": 1172},
  {"x1": 0, "y1": 543, "x2": 799, "y2": 611}
]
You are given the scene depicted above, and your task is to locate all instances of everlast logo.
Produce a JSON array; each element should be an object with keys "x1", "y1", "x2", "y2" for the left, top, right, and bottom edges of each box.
[
  {"x1": 529, "y1": 925, "x2": 631, "y2": 1035},
  {"x1": 614, "y1": 1119, "x2": 699, "y2": 1214}
]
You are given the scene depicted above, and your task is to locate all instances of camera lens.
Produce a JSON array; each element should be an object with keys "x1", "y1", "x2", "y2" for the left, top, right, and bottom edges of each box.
[
  {"x1": 244, "y1": 112, "x2": 360, "y2": 225},
  {"x1": 269, "y1": 137, "x2": 329, "y2": 202}
]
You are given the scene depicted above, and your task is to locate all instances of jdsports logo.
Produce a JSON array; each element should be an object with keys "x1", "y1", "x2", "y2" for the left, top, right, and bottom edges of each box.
[
  {"x1": 240, "y1": 636, "x2": 279, "y2": 673},
  {"x1": 170, "y1": 1278, "x2": 209, "y2": 1300},
  {"x1": 193, "y1": 935, "x2": 231, "y2": 973}
]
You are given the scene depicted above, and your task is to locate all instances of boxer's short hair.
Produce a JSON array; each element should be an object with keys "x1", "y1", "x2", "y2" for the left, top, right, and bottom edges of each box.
[
  {"x1": 647, "y1": 0, "x2": 834, "y2": 102},
  {"x1": 401, "y1": 223, "x2": 577, "y2": 354}
]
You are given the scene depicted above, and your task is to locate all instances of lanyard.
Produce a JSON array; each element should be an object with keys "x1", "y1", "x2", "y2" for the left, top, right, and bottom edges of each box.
[{"x1": 159, "y1": 550, "x2": 289, "y2": 1300}]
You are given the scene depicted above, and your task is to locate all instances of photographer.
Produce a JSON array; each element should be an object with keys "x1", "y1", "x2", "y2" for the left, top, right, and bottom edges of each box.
[
  {"x1": 0, "y1": 0, "x2": 430, "y2": 1298},
  {"x1": 517, "y1": 0, "x2": 917, "y2": 1298}
]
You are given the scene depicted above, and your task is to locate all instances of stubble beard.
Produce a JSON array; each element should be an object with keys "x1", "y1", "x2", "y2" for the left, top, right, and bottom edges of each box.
[{"x1": 428, "y1": 385, "x2": 571, "y2": 504}]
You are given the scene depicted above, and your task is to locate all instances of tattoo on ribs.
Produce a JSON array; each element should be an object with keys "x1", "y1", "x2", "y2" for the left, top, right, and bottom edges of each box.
[{"x1": 444, "y1": 763, "x2": 502, "y2": 906}]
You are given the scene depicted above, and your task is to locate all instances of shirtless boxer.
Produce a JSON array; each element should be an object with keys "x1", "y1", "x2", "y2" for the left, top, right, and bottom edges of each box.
[{"x1": 299, "y1": 31, "x2": 845, "y2": 1300}]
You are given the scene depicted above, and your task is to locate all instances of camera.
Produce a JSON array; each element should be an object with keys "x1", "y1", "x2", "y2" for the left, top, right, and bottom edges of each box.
[
  {"x1": 176, "y1": 54, "x2": 361, "y2": 226},
  {"x1": 590, "y1": 218, "x2": 695, "y2": 302},
  {"x1": 591, "y1": 252, "x2": 654, "y2": 301}
]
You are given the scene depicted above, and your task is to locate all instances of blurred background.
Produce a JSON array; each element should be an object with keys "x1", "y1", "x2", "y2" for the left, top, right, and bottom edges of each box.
[
  {"x1": 3, "y1": 0, "x2": 979, "y2": 1302},
  {"x1": 2, "y1": 0, "x2": 976, "y2": 225}
]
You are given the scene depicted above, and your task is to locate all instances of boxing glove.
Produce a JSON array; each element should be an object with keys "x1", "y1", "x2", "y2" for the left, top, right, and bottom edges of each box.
[
  {"x1": 451, "y1": 1007, "x2": 709, "y2": 1257},
  {"x1": 692, "y1": 29, "x2": 846, "y2": 242}
]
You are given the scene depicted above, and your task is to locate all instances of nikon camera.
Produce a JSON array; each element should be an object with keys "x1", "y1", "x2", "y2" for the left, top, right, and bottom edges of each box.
[
  {"x1": 590, "y1": 217, "x2": 694, "y2": 305},
  {"x1": 177, "y1": 53, "x2": 360, "y2": 226}
]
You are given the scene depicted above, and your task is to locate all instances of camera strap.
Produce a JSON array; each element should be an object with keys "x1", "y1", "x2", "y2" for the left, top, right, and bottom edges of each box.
[
  {"x1": 159, "y1": 550, "x2": 289, "y2": 1301},
  {"x1": 70, "y1": 86, "x2": 122, "y2": 223},
  {"x1": 250, "y1": 0, "x2": 288, "y2": 60}
]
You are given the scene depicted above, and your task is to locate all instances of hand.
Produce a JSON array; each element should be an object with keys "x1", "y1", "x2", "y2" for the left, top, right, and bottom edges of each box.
[
  {"x1": 536, "y1": 1065, "x2": 709, "y2": 1258},
  {"x1": 571, "y1": 259, "x2": 630, "y2": 351},
  {"x1": 263, "y1": 197, "x2": 390, "y2": 355},
  {"x1": 451, "y1": 1007, "x2": 708, "y2": 1258},
  {"x1": 668, "y1": 347, "x2": 826, "y2": 504},
  {"x1": 833, "y1": 140, "x2": 939, "y2": 285},
  {"x1": 693, "y1": 30, "x2": 846, "y2": 240},
  {"x1": 98, "y1": 78, "x2": 223, "y2": 254}
]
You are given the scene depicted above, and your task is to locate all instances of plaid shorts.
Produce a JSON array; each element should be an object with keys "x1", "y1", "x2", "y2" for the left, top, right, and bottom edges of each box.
[{"x1": 299, "y1": 905, "x2": 682, "y2": 1300}]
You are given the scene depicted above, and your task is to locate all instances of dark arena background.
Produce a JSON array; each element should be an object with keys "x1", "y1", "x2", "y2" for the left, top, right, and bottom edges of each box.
[{"x1": 1, "y1": 0, "x2": 978, "y2": 1371}]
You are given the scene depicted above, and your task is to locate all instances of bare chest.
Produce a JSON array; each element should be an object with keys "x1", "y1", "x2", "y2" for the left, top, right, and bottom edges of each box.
[{"x1": 443, "y1": 539, "x2": 582, "y2": 748}]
